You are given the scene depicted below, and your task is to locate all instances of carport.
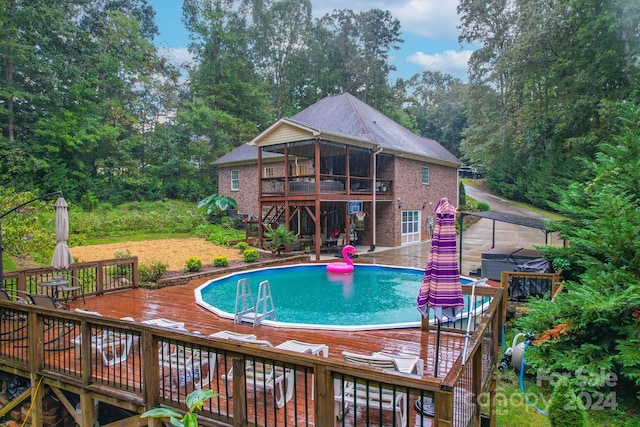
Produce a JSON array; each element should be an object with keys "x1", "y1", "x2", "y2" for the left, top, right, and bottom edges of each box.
[{"x1": 458, "y1": 210, "x2": 555, "y2": 268}]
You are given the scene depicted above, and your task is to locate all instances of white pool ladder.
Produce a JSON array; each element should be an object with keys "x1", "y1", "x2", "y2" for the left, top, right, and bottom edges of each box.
[{"x1": 234, "y1": 279, "x2": 276, "y2": 327}]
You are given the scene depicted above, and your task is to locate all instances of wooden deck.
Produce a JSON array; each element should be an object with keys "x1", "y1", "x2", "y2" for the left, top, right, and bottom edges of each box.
[
  {"x1": 67, "y1": 273, "x2": 467, "y2": 380},
  {"x1": 1, "y1": 260, "x2": 510, "y2": 426}
]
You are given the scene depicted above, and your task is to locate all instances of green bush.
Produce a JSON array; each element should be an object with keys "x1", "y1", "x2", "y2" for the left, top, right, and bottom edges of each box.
[
  {"x1": 138, "y1": 260, "x2": 169, "y2": 282},
  {"x1": 80, "y1": 191, "x2": 99, "y2": 212},
  {"x1": 477, "y1": 201, "x2": 490, "y2": 211},
  {"x1": 236, "y1": 241, "x2": 249, "y2": 252},
  {"x1": 548, "y1": 379, "x2": 586, "y2": 427},
  {"x1": 213, "y1": 256, "x2": 229, "y2": 267},
  {"x1": 185, "y1": 256, "x2": 202, "y2": 272},
  {"x1": 112, "y1": 249, "x2": 133, "y2": 277},
  {"x1": 243, "y1": 248, "x2": 259, "y2": 262}
]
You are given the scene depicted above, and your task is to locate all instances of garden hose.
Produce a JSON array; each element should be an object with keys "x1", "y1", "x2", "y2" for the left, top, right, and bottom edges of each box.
[{"x1": 519, "y1": 340, "x2": 549, "y2": 417}]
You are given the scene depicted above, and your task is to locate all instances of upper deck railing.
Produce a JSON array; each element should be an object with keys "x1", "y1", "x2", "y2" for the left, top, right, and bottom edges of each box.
[{"x1": 261, "y1": 175, "x2": 394, "y2": 198}]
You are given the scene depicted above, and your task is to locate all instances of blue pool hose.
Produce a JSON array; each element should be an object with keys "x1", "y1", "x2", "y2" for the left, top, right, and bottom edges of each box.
[{"x1": 519, "y1": 341, "x2": 548, "y2": 417}]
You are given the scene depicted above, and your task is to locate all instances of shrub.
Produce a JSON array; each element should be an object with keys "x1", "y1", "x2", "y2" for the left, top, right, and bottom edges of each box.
[
  {"x1": 112, "y1": 249, "x2": 133, "y2": 277},
  {"x1": 232, "y1": 216, "x2": 246, "y2": 229},
  {"x1": 477, "y1": 201, "x2": 490, "y2": 211},
  {"x1": 80, "y1": 191, "x2": 99, "y2": 212},
  {"x1": 243, "y1": 248, "x2": 259, "y2": 262},
  {"x1": 214, "y1": 256, "x2": 229, "y2": 267},
  {"x1": 185, "y1": 256, "x2": 202, "y2": 272},
  {"x1": 236, "y1": 242, "x2": 249, "y2": 252},
  {"x1": 548, "y1": 378, "x2": 586, "y2": 427},
  {"x1": 138, "y1": 261, "x2": 168, "y2": 282}
]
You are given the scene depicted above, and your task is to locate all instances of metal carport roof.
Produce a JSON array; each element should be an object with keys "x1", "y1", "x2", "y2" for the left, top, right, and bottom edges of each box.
[{"x1": 458, "y1": 210, "x2": 554, "y2": 268}]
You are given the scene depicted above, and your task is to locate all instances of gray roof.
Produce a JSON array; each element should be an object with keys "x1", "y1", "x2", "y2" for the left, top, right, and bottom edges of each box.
[
  {"x1": 289, "y1": 92, "x2": 459, "y2": 165},
  {"x1": 216, "y1": 92, "x2": 460, "y2": 166},
  {"x1": 213, "y1": 143, "x2": 281, "y2": 165}
]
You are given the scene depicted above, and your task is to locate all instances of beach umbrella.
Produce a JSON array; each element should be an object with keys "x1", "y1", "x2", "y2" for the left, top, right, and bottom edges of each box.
[
  {"x1": 417, "y1": 197, "x2": 464, "y2": 377},
  {"x1": 51, "y1": 197, "x2": 74, "y2": 270}
]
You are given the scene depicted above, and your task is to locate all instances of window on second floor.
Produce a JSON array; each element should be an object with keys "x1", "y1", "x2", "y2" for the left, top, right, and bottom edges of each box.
[
  {"x1": 421, "y1": 166, "x2": 430, "y2": 185},
  {"x1": 264, "y1": 167, "x2": 274, "y2": 178},
  {"x1": 231, "y1": 170, "x2": 239, "y2": 191}
]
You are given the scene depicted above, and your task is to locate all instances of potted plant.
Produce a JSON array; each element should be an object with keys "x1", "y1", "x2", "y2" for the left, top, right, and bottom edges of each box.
[{"x1": 264, "y1": 224, "x2": 296, "y2": 255}]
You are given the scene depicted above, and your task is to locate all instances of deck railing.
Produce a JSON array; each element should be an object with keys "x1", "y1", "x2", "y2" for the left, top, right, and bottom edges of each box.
[
  {"x1": 0, "y1": 283, "x2": 504, "y2": 427},
  {"x1": 260, "y1": 175, "x2": 394, "y2": 197},
  {"x1": 1, "y1": 257, "x2": 138, "y2": 298}
]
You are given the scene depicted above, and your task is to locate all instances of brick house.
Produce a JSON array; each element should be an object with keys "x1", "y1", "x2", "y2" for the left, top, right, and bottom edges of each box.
[{"x1": 214, "y1": 92, "x2": 461, "y2": 260}]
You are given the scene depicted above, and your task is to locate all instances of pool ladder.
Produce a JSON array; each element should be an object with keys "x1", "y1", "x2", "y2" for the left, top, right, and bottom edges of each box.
[{"x1": 234, "y1": 279, "x2": 276, "y2": 327}]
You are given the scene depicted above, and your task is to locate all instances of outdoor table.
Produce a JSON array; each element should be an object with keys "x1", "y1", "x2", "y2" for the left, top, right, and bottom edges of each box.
[
  {"x1": 324, "y1": 239, "x2": 338, "y2": 253},
  {"x1": 39, "y1": 277, "x2": 81, "y2": 302}
]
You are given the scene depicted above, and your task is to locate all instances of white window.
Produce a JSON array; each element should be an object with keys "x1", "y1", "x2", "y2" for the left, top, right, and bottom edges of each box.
[
  {"x1": 264, "y1": 167, "x2": 274, "y2": 178},
  {"x1": 421, "y1": 166, "x2": 430, "y2": 185},
  {"x1": 401, "y1": 210, "x2": 421, "y2": 244},
  {"x1": 231, "y1": 170, "x2": 239, "y2": 191}
]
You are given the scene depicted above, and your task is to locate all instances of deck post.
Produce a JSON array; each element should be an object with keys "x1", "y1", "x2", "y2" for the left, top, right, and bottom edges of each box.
[
  {"x1": 313, "y1": 364, "x2": 333, "y2": 426},
  {"x1": 28, "y1": 311, "x2": 44, "y2": 426},
  {"x1": 232, "y1": 357, "x2": 247, "y2": 426},
  {"x1": 96, "y1": 261, "x2": 105, "y2": 295},
  {"x1": 472, "y1": 342, "x2": 483, "y2": 425},
  {"x1": 434, "y1": 389, "x2": 453, "y2": 426},
  {"x1": 142, "y1": 329, "x2": 160, "y2": 416},
  {"x1": 79, "y1": 392, "x2": 95, "y2": 427}
]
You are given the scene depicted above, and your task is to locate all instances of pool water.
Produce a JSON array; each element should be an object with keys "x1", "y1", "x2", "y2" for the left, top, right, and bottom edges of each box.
[{"x1": 195, "y1": 264, "x2": 478, "y2": 331}]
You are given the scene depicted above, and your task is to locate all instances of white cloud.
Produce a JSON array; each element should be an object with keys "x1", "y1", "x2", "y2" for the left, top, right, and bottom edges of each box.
[
  {"x1": 392, "y1": 0, "x2": 460, "y2": 39},
  {"x1": 157, "y1": 46, "x2": 193, "y2": 67},
  {"x1": 406, "y1": 50, "x2": 472, "y2": 79},
  {"x1": 312, "y1": 0, "x2": 460, "y2": 39}
]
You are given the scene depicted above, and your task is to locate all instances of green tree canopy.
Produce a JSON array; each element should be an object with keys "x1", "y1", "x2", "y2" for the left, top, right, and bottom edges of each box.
[{"x1": 516, "y1": 100, "x2": 640, "y2": 391}]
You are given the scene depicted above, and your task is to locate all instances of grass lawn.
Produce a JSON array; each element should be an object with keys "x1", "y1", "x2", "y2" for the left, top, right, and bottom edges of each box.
[{"x1": 493, "y1": 369, "x2": 638, "y2": 426}]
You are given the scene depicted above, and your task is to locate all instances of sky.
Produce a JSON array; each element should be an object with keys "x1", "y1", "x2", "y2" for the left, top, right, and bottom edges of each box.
[{"x1": 147, "y1": 0, "x2": 473, "y2": 81}]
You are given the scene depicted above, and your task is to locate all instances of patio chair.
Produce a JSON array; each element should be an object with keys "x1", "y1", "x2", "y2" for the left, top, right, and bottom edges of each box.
[
  {"x1": 209, "y1": 330, "x2": 257, "y2": 341},
  {"x1": 335, "y1": 351, "x2": 413, "y2": 427},
  {"x1": 28, "y1": 293, "x2": 76, "y2": 351},
  {"x1": 0, "y1": 289, "x2": 29, "y2": 343},
  {"x1": 220, "y1": 336, "x2": 294, "y2": 408},
  {"x1": 73, "y1": 309, "x2": 135, "y2": 366},
  {"x1": 160, "y1": 344, "x2": 217, "y2": 391}
]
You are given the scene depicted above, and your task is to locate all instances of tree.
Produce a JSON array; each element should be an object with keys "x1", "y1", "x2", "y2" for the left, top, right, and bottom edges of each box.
[
  {"x1": 249, "y1": 0, "x2": 313, "y2": 119},
  {"x1": 458, "y1": 0, "x2": 640, "y2": 208},
  {"x1": 318, "y1": 8, "x2": 402, "y2": 110},
  {"x1": 515, "y1": 100, "x2": 640, "y2": 391},
  {"x1": 402, "y1": 71, "x2": 468, "y2": 157}
]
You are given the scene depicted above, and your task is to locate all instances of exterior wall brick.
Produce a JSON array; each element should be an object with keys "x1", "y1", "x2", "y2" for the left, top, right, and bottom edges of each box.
[{"x1": 217, "y1": 164, "x2": 260, "y2": 217}]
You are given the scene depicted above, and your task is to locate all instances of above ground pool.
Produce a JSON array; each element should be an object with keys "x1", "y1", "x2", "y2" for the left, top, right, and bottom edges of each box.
[{"x1": 195, "y1": 264, "x2": 482, "y2": 331}]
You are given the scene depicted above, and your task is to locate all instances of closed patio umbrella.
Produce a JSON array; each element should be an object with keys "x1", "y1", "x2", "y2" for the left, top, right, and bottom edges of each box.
[
  {"x1": 51, "y1": 197, "x2": 74, "y2": 270},
  {"x1": 417, "y1": 197, "x2": 464, "y2": 377}
]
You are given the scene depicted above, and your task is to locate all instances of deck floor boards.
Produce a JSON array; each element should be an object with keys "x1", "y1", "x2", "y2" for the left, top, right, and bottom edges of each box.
[{"x1": 68, "y1": 274, "x2": 465, "y2": 380}]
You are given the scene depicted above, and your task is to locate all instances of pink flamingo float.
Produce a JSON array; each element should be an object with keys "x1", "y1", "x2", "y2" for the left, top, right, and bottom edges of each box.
[{"x1": 326, "y1": 245, "x2": 356, "y2": 273}]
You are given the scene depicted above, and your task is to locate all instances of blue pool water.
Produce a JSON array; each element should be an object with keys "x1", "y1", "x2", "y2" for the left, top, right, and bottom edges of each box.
[{"x1": 195, "y1": 264, "x2": 478, "y2": 331}]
